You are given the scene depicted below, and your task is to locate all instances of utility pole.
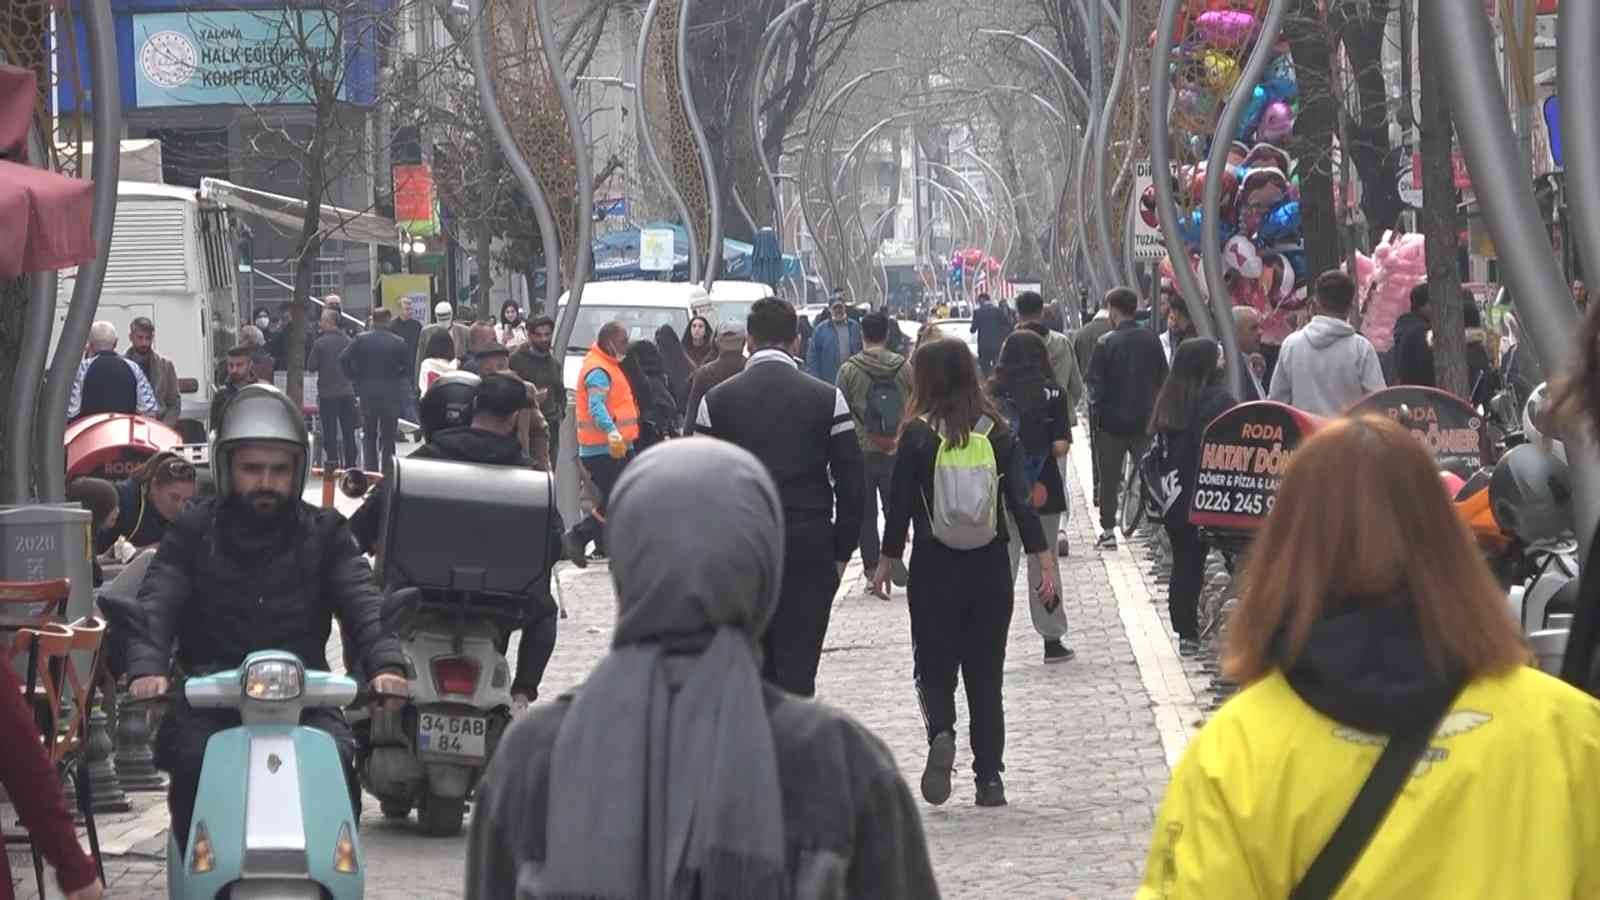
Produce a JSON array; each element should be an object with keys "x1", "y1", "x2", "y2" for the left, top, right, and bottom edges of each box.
[{"x1": 1417, "y1": 0, "x2": 1469, "y2": 397}]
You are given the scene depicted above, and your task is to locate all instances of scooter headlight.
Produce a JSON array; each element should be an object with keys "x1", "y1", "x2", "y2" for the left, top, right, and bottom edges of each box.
[{"x1": 243, "y1": 659, "x2": 304, "y2": 701}]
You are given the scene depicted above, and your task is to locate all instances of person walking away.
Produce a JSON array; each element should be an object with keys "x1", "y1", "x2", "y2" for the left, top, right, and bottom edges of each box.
[
  {"x1": 340, "y1": 308, "x2": 412, "y2": 472},
  {"x1": 684, "y1": 319, "x2": 748, "y2": 419},
  {"x1": 1073, "y1": 305, "x2": 1113, "y2": 383},
  {"x1": 1, "y1": 660, "x2": 105, "y2": 900},
  {"x1": 696, "y1": 298, "x2": 865, "y2": 698},
  {"x1": 465, "y1": 438, "x2": 938, "y2": 900},
  {"x1": 417, "y1": 331, "x2": 458, "y2": 394},
  {"x1": 805, "y1": 296, "x2": 864, "y2": 385},
  {"x1": 410, "y1": 374, "x2": 560, "y2": 705},
  {"x1": 1017, "y1": 290, "x2": 1085, "y2": 555},
  {"x1": 682, "y1": 314, "x2": 717, "y2": 367},
  {"x1": 307, "y1": 309, "x2": 357, "y2": 470},
  {"x1": 1231, "y1": 306, "x2": 1268, "y2": 402},
  {"x1": 562, "y1": 321, "x2": 638, "y2": 568},
  {"x1": 1393, "y1": 283, "x2": 1436, "y2": 387},
  {"x1": 970, "y1": 292, "x2": 1009, "y2": 376},
  {"x1": 653, "y1": 322, "x2": 696, "y2": 416},
  {"x1": 68, "y1": 320, "x2": 160, "y2": 422},
  {"x1": 1137, "y1": 415, "x2": 1600, "y2": 897},
  {"x1": 836, "y1": 311, "x2": 913, "y2": 595},
  {"x1": 208, "y1": 345, "x2": 257, "y2": 434},
  {"x1": 1086, "y1": 287, "x2": 1168, "y2": 549},
  {"x1": 870, "y1": 337, "x2": 1056, "y2": 807},
  {"x1": 988, "y1": 330, "x2": 1075, "y2": 664},
  {"x1": 620, "y1": 339, "x2": 681, "y2": 451},
  {"x1": 1463, "y1": 300, "x2": 1501, "y2": 408},
  {"x1": 125, "y1": 317, "x2": 180, "y2": 427},
  {"x1": 882, "y1": 305, "x2": 910, "y2": 355},
  {"x1": 1269, "y1": 270, "x2": 1387, "y2": 416},
  {"x1": 1158, "y1": 294, "x2": 1199, "y2": 366},
  {"x1": 509, "y1": 316, "x2": 565, "y2": 464},
  {"x1": 496, "y1": 301, "x2": 529, "y2": 351},
  {"x1": 416, "y1": 301, "x2": 470, "y2": 373},
  {"x1": 1145, "y1": 338, "x2": 1235, "y2": 658}
]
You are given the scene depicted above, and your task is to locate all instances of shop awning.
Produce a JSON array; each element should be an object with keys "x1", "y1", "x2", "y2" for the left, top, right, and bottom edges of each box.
[
  {"x1": 0, "y1": 160, "x2": 96, "y2": 279},
  {"x1": 199, "y1": 177, "x2": 396, "y2": 245}
]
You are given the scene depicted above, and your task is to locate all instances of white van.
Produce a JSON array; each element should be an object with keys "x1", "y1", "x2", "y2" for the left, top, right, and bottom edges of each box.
[
  {"x1": 54, "y1": 181, "x2": 241, "y2": 442},
  {"x1": 552, "y1": 280, "x2": 707, "y2": 525},
  {"x1": 705, "y1": 280, "x2": 775, "y2": 332}
]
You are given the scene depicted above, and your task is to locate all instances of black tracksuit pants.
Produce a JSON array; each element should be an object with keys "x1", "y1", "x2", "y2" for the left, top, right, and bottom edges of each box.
[
  {"x1": 908, "y1": 538, "x2": 1014, "y2": 779},
  {"x1": 1164, "y1": 522, "x2": 1207, "y2": 641}
]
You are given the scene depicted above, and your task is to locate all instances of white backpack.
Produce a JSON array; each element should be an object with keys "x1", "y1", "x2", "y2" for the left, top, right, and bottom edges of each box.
[{"x1": 925, "y1": 416, "x2": 1000, "y2": 549}]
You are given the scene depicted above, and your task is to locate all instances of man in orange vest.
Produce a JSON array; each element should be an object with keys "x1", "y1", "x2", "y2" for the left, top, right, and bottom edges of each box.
[{"x1": 562, "y1": 321, "x2": 639, "y2": 567}]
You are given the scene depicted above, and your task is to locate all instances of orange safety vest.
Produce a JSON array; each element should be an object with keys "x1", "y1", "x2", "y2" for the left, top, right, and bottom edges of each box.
[{"x1": 575, "y1": 345, "x2": 640, "y2": 447}]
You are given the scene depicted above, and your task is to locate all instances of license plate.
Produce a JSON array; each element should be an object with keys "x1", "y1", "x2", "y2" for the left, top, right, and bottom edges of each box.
[{"x1": 416, "y1": 712, "x2": 487, "y2": 759}]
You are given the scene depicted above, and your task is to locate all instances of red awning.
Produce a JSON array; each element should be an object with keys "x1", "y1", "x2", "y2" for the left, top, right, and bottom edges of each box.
[{"x1": 0, "y1": 160, "x2": 96, "y2": 278}]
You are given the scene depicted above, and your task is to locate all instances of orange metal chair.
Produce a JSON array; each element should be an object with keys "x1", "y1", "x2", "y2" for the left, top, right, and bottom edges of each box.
[{"x1": 0, "y1": 578, "x2": 70, "y2": 655}]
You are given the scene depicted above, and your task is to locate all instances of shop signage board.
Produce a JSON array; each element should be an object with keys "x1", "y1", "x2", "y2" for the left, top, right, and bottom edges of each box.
[{"x1": 132, "y1": 10, "x2": 344, "y2": 108}]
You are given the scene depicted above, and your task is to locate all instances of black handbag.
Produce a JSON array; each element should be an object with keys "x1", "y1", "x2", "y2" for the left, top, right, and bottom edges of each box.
[{"x1": 1290, "y1": 686, "x2": 1462, "y2": 900}]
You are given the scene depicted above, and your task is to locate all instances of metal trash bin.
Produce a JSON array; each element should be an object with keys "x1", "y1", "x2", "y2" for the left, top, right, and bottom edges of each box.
[{"x1": 0, "y1": 504, "x2": 96, "y2": 674}]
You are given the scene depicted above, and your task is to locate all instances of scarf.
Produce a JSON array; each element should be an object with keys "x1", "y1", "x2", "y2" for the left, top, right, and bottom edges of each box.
[{"x1": 537, "y1": 438, "x2": 788, "y2": 900}]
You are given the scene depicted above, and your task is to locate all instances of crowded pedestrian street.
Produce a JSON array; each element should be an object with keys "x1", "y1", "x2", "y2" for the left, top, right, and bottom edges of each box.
[{"x1": 11, "y1": 436, "x2": 1209, "y2": 900}]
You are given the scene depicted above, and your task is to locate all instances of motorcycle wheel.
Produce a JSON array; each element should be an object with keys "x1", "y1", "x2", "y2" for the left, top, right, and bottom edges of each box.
[
  {"x1": 379, "y1": 799, "x2": 411, "y2": 821},
  {"x1": 417, "y1": 792, "x2": 465, "y2": 837}
]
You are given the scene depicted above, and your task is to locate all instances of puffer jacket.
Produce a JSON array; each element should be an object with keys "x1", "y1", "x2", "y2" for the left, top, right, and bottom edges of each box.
[
  {"x1": 126, "y1": 497, "x2": 404, "y2": 679},
  {"x1": 1138, "y1": 605, "x2": 1600, "y2": 898}
]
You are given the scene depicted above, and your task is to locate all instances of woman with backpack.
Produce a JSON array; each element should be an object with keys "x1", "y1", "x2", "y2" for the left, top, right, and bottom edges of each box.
[
  {"x1": 870, "y1": 337, "x2": 1057, "y2": 809},
  {"x1": 620, "y1": 340, "x2": 681, "y2": 451},
  {"x1": 1147, "y1": 338, "x2": 1235, "y2": 657},
  {"x1": 988, "y1": 329, "x2": 1075, "y2": 664}
]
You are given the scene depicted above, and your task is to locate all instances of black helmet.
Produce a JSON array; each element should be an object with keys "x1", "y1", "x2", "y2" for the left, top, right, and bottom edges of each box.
[
  {"x1": 419, "y1": 371, "x2": 481, "y2": 440},
  {"x1": 1490, "y1": 443, "x2": 1574, "y2": 546}
]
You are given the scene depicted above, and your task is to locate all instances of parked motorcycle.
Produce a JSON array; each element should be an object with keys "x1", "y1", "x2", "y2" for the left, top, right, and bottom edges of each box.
[{"x1": 155, "y1": 650, "x2": 364, "y2": 900}]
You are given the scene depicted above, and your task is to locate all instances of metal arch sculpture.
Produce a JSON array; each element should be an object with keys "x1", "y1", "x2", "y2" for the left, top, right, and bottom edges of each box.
[
  {"x1": 961, "y1": 151, "x2": 1021, "y2": 281},
  {"x1": 835, "y1": 112, "x2": 914, "y2": 285},
  {"x1": 534, "y1": 0, "x2": 593, "y2": 353},
  {"x1": 37, "y1": 0, "x2": 122, "y2": 501},
  {"x1": 1561, "y1": 5, "x2": 1600, "y2": 353},
  {"x1": 802, "y1": 67, "x2": 896, "y2": 299},
  {"x1": 1082, "y1": 0, "x2": 1124, "y2": 294},
  {"x1": 635, "y1": 0, "x2": 701, "y2": 283},
  {"x1": 1097, "y1": 0, "x2": 1140, "y2": 290},
  {"x1": 1200, "y1": 0, "x2": 1286, "y2": 403},
  {"x1": 678, "y1": 0, "x2": 724, "y2": 290},
  {"x1": 754, "y1": 0, "x2": 814, "y2": 244},
  {"x1": 640, "y1": 0, "x2": 713, "y2": 284},
  {"x1": 1147, "y1": 0, "x2": 1214, "y2": 340},
  {"x1": 469, "y1": 0, "x2": 563, "y2": 317}
]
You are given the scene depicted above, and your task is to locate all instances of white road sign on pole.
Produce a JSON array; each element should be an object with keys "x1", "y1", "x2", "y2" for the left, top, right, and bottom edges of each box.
[{"x1": 1131, "y1": 161, "x2": 1167, "y2": 261}]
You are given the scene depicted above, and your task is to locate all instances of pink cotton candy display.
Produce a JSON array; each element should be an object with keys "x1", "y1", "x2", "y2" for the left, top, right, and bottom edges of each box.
[{"x1": 1361, "y1": 231, "x2": 1427, "y2": 353}]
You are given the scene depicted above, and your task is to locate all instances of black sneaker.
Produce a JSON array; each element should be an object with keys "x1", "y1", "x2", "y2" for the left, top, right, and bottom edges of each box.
[
  {"x1": 1043, "y1": 640, "x2": 1076, "y2": 664},
  {"x1": 975, "y1": 775, "x2": 1007, "y2": 807},
  {"x1": 920, "y1": 731, "x2": 956, "y2": 806},
  {"x1": 1095, "y1": 531, "x2": 1117, "y2": 550},
  {"x1": 561, "y1": 530, "x2": 589, "y2": 569},
  {"x1": 1178, "y1": 638, "x2": 1201, "y2": 658}
]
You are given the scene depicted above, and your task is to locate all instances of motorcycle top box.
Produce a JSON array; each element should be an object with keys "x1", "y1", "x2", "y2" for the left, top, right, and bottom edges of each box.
[{"x1": 381, "y1": 456, "x2": 555, "y2": 599}]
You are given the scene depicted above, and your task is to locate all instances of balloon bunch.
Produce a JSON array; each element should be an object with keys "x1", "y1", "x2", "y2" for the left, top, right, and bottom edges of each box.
[
  {"x1": 946, "y1": 248, "x2": 1002, "y2": 287},
  {"x1": 1146, "y1": 0, "x2": 1308, "y2": 332}
]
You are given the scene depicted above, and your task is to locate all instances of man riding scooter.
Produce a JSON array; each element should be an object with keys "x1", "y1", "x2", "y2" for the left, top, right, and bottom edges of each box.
[{"x1": 126, "y1": 383, "x2": 408, "y2": 847}]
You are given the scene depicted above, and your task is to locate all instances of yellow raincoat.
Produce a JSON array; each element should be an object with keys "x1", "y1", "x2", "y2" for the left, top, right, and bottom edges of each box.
[{"x1": 1137, "y1": 666, "x2": 1600, "y2": 898}]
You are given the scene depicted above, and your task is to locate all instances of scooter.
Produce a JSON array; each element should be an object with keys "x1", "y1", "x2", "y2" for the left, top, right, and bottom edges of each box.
[
  {"x1": 355, "y1": 587, "x2": 515, "y2": 837},
  {"x1": 164, "y1": 651, "x2": 363, "y2": 900}
]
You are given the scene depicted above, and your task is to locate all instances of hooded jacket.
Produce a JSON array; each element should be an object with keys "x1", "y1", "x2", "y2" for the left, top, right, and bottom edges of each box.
[
  {"x1": 836, "y1": 345, "x2": 913, "y2": 454},
  {"x1": 1138, "y1": 605, "x2": 1600, "y2": 899},
  {"x1": 1391, "y1": 311, "x2": 1435, "y2": 387},
  {"x1": 1268, "y1": 315, "x2": 1387, "y2": 417}
]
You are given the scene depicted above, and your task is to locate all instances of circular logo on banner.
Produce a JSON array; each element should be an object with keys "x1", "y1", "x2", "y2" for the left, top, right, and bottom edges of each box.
[{"x1": 139, "y1": 30, "x2": 198, "y2": 89}]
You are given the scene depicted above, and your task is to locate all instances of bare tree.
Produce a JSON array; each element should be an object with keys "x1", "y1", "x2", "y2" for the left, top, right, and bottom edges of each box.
[{"x1": 1417, "y1": 1, "x2": 1468, "y2": 396}]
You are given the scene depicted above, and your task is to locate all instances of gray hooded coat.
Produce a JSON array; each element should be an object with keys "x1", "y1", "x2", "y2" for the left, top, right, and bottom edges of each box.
[{"x1": 1268, "y1": 315, "x2": 1387, "y2": 417}]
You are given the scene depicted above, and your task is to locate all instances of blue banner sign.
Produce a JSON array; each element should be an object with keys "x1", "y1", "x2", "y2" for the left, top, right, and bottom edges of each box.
[{"x1": 132, "y1": 10, "x2": 343, "y2": 107}]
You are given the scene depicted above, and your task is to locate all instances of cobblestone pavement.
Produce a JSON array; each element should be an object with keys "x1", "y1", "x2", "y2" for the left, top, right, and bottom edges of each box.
[{"x1": 11, "y1": 434, "x2": 1185, "y2": 898}]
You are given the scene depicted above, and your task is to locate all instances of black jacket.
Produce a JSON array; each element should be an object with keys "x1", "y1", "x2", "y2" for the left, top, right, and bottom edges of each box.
[
  {"x1": 77, "y1": 350, "x2": 138, "y2": 420},
  {"x1": 340, "y1": 327, "x2": 412, "y2": 416},
  {"x1": 1157, "y1": 386, "x2": 1236, "y2": 527},
  {"x1": 881, "y1": 416, "x2": 1048, "y2": 557},
  {"x1": 685, "y1": 350, "x2": 746, "y2": 423},
  {"x1": 696, "y1": 352, "x2": 865, "y2": 564},
  {"x1": 1392, "y1": 312, "x2": 1435, "y2": 387},
  {"x1": 971, "y1": 304, "x2": 1010, "y2": 358},
  {"x1": 126, "y1": 497, "x2": 404, "y2": 680},
  {"x1": 1086, "y1": 321, "x2": 1169, "y2": 437}
]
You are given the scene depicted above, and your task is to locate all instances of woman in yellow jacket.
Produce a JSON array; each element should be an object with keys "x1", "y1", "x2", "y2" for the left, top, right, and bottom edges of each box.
[{"x1": 1138, "y1": 415, "x2": 1600, "y2": 899}]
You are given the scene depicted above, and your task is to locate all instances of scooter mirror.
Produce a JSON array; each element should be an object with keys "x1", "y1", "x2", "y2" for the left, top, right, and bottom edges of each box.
[
  {"x1": 340, "y1": 468, "x2": 371, "y2": 498},
  {"x1": 384, "y1": 587, "x2": 424, "y2": 634}
]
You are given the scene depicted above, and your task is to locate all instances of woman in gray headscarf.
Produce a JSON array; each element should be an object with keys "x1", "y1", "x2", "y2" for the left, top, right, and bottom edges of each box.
[{"x1": 466, "y1": 437, "x2": 938, "y2": 900}]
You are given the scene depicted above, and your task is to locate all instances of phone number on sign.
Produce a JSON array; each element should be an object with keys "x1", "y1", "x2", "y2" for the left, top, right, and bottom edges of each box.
[{"x1": 1193, "y1": 489, "x2": 1273, "y2": 517}]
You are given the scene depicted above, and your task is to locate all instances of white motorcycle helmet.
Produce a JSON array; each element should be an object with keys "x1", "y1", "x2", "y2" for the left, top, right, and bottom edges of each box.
[
  {"x1": 210, "y1": 383, "x2": 311, "y2": 501},
  {"x1": 1521, "y1": 382, "x2": 1568, "y2": 464}
]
